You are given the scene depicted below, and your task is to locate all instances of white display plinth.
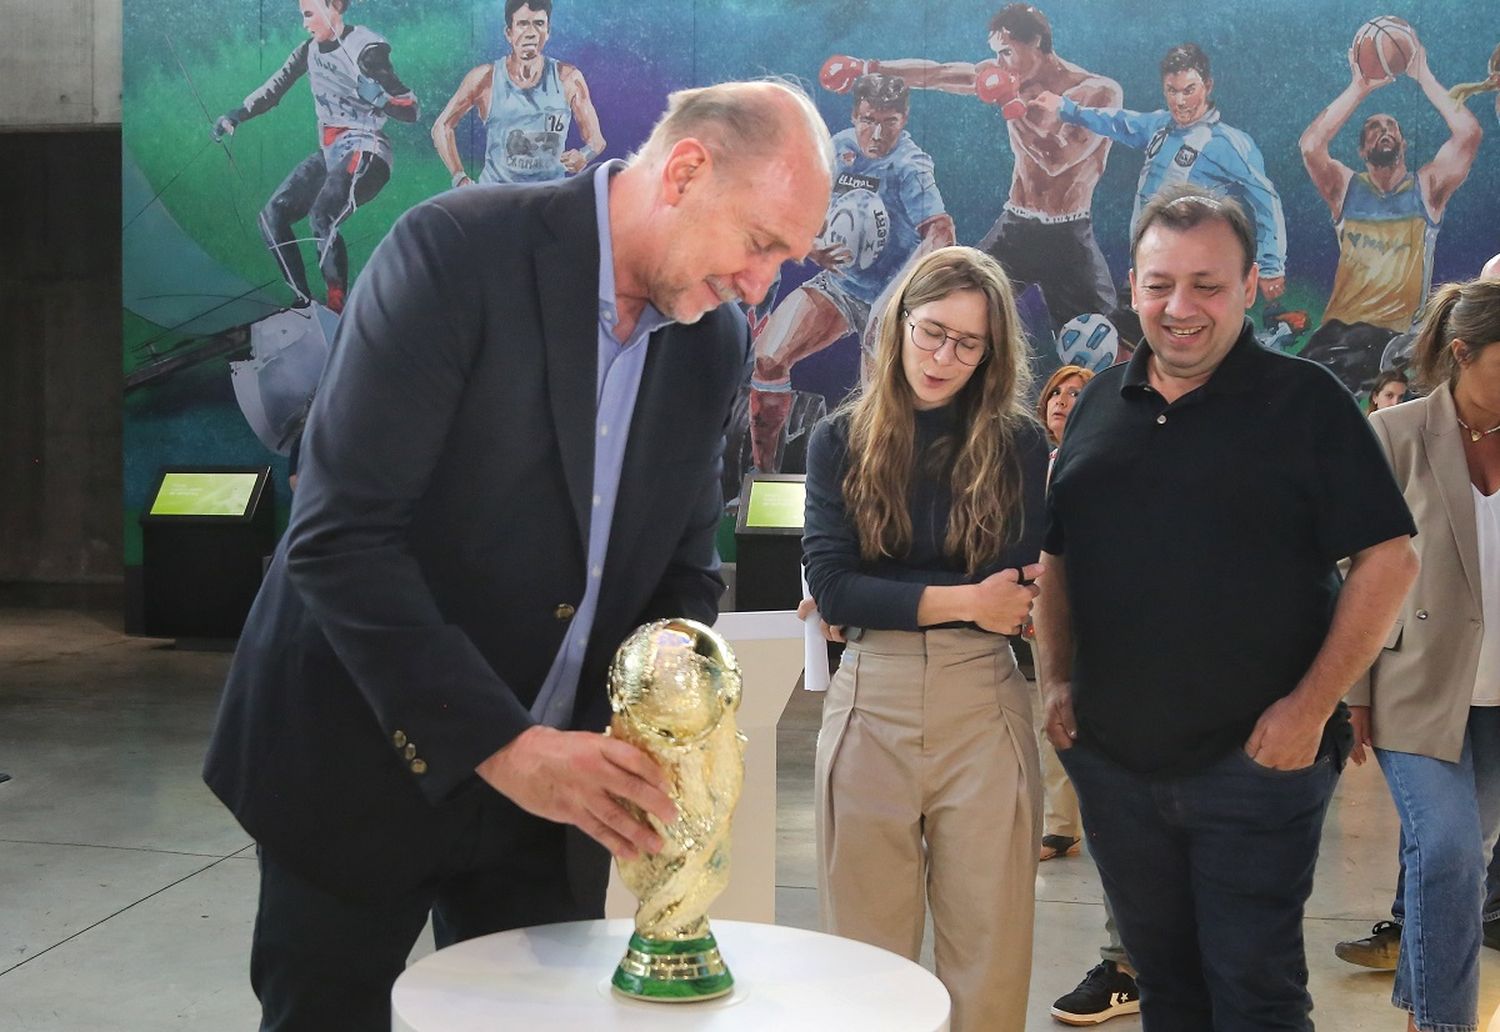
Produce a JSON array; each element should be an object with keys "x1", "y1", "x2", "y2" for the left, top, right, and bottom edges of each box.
[
  {"x1": 605, "y1": 610, "x2": 805, "y2": 924},
  {"x1": 391, "y1": 918, "x2": 950, "y2": 1031}
]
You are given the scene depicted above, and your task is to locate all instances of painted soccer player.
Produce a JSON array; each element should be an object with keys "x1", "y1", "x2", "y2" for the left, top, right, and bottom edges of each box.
[
  {"x1": 748, "y1": 73, "x2": 954, "y2": 473},
  {"x1": 1299, "y1": 36, "x2": 1480, "y2": 391},
  {"x1": 1033, "y1": 42, "x2": 1287, "y2": 302},
  {"x1": 822, "y1": 4, "x2": 1120, "y2": 331},
  {"x1": 432, "y1": 0, "x2": 604, "y2": 187},
  {"x1": 212, "y1": 0, "x2": 419, "y2": 313}
]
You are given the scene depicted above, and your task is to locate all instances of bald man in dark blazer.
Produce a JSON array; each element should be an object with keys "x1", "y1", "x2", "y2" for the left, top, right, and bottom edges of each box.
[{"x1": 204, "y1": 80, "x2": 832, "y2": 1030}]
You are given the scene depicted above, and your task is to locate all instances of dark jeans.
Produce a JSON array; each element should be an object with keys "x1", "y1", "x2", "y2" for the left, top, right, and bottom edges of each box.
[
  {"x1": 251, "y1": 812, "x2": 603, "y2": 1032},
  {"x1": 1060, "y1": 740, "x2": 1338, "y2": 1031}
]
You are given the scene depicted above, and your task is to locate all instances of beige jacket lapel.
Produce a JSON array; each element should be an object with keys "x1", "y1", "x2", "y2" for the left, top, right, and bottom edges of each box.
[{"x1": 1422, "y1": 383, "x2": 1482, "y2": 612}]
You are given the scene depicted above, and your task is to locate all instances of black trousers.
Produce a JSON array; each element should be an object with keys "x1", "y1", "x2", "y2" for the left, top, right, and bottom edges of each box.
[
  {"x1": 250, "y1": 809, "x2": 605, "y2": 1031},
  {"x1": 979, "y1": 210, "x2": 1118, "y2": 331}
]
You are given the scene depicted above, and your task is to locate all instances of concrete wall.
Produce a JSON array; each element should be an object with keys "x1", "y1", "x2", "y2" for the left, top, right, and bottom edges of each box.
[
  {"x1": 0, "y1": 0, "x2": 124, "y2": 583},
  {"x1": 0, "y1": 131, "x2": 123, "y2": 582},
  {"x1": 0, "y1": 0, "x2": 121, "y2": 128}
]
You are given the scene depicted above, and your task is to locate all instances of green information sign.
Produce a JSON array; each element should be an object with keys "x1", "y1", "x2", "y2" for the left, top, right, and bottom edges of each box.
[
  {"x1": 744, "y1": 480, "x2": 806, "y2": 530},
  {"x1": 149, "y1": 471, "x2": 262, "y2": 518}
]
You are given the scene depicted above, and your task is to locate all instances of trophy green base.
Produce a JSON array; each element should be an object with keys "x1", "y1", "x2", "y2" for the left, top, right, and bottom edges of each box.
[{"x1": 611, "y1": 931, "x2": 735, "y2": 1002}]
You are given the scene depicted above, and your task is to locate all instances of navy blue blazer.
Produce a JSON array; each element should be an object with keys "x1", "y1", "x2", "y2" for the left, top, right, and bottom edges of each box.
[{"x1": 204, "y1": 171, "x2": 748, "y2": 899}]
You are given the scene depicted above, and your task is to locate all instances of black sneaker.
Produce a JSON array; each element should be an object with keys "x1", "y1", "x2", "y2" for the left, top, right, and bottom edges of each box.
[
  {"x1": 1051, "y1": 961, "x2": 1141, "y2": 1026},
  {"x1": 1334, "y1": 920, "x2": 1401, "y2": 969}
]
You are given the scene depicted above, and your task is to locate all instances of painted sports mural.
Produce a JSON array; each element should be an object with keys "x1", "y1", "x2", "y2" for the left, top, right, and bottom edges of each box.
[{"x1": 122, "y1": 0, "x2": 1500, "y2": 560}]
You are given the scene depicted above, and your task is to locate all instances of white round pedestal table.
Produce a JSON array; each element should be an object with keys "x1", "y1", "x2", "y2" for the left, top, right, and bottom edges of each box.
[{"x1": 391, "y1": 918, "x2": 950, "y2": 1031}]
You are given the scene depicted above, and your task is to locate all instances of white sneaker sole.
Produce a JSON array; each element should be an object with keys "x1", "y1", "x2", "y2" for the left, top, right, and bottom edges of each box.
[{"x1": 1050, "y1": 997, "x2": 1142, "y2": 1026}]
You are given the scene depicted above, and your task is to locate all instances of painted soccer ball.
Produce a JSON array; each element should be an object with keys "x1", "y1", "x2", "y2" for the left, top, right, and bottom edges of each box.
[
  {"x1": 817, "y1": 188, "x2": 890, "y2": 271},
  {"x1": 1056, "y1": 313, "x2": 1120, "y2": 372}
]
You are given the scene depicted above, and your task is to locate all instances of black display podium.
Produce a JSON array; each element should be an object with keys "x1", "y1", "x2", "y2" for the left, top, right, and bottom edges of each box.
[
  {"x1": 140, "y1": 467, "x2": 275, "y2": 639},
  {"x1": 733, "y1": 473, "x2": 806, "y2": 613}
]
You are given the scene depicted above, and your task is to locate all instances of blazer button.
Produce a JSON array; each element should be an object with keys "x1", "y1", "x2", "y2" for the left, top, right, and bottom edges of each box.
[
  {"x1": 392, "y1": 730, "x2": 407, "y2": 748},
  {"x1": 554, "y1": 603, "x2": 577, "y2": 620},
  {"x1": 410, "y1": 758, "x2": 427, "y2": 775},
  {"x1": 1416, "y1": 610, "x2": 1429, "y2": 620},
  {"x1": 404, "y1": 743, "x2": 417, "y2": 760}
]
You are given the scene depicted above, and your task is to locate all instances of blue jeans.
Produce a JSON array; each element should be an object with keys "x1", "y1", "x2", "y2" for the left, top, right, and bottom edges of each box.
[
  {"x1": 1386, "y1": 834, "x2": 1494, "y2": 924},
  {"x1": 1376, "y1": 707, "x2": 1500, "y2": 1032},
  {"x1": 1060, "y1": 741, "x2": 1338, "y2": 1031},
  {"x1": 1391, "y1": 832, "x2": 1500, "y2": 924}
]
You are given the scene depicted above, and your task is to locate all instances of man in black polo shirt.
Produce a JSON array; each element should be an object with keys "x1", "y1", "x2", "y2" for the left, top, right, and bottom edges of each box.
[{"x1": 1034, "y1": 184, "x2": 1418, "y2": 1031}]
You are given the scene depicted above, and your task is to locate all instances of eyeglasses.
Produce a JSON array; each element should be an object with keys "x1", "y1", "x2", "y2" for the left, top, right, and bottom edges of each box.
[{"x1": 904, "y1": 313, "x2": 988, "y2": 367}]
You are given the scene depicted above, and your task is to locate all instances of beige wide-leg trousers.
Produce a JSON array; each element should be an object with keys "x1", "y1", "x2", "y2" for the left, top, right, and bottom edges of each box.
[
  {"x1": 1035, "y1": 672, "x2": 1082, "y2": 841},
  {"x1": 815, "y1": 628, "x2": 1043, "y2": 1032}
]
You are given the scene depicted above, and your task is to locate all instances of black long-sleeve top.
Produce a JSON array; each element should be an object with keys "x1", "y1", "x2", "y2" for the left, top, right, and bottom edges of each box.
[{"x1": 802, "y1": 404, "x2": 1050, "y2": 631}]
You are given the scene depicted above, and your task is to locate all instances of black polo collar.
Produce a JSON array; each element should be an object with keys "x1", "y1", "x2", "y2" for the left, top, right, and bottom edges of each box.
[{"x1": 1120, "y1": 318, "x2": 1264, "y2": 400}]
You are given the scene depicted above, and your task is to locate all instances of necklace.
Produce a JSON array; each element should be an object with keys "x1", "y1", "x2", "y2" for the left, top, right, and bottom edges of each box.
[{"x1": 1456, "y1": 414, "x2": 1500, "y2": 443}]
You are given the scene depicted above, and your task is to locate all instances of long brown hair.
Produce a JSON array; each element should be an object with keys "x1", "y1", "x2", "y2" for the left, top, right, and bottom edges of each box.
[
  {"x1": 1409, "y1": 278, "x2": 1500, "y2": 389},
  {"x1": 841, "y1": 246, "x2": 1035, "y2": 575}
]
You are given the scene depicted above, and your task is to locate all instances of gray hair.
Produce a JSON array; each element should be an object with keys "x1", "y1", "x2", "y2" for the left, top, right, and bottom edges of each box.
[{"x1": 632, "y1": 79, "x2": 833, "y2": 176}]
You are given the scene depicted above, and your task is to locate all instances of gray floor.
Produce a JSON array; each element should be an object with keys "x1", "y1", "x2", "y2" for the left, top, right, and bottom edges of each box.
[{"x1": 2, "y1": 604, "x2": 1496, "y2": 1030}]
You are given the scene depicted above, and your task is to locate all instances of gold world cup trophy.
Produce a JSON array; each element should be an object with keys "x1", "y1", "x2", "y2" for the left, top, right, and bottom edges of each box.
[{"x1": 606, "y1": 618, "x2": 745, "y2": 1002}]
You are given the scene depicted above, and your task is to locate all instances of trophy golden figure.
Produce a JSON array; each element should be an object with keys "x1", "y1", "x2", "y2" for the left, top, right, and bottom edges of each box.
[{"x1": 606, "y1": 618, "x2": 745, "y2": 1002}]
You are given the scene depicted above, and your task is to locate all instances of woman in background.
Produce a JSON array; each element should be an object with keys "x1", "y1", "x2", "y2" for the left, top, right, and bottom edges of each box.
[
  {"x1": 803, "y1": 246, "x2": 1048, "y2": 1032},
  {"x1": 1040, "y1": 364, "x2": 1096, "y2": 464},
  {"x1": 1367, "y1": 369, "x2": 1409, "y2": 416},
  {"x1": 1352, "y1": 278, "x2": 1500, "y2": 1032},
  {"x1": 1033, "y1": 363, "x2": 1094, "y2": 862}
]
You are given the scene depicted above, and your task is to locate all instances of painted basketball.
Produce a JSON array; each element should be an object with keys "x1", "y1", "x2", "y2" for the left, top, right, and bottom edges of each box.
[
  {"x1": 817, "y1": 188, "x2": 890, "y2": 271},
  {"x1": 1352, "y1": 16, "x2": 1417, "y2": 81}
]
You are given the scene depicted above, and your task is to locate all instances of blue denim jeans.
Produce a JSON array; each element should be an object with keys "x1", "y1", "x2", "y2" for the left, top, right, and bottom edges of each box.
[
  {"x1": 1376, "y1": 707, "x2": 1500, "y2": 1032},
  {"x1": 1390, "y1": 831, "x2": 1500, "y2": 924},
  {"x1": 1060, "y1": 741, "x2": 1338, "y2": 1032}
]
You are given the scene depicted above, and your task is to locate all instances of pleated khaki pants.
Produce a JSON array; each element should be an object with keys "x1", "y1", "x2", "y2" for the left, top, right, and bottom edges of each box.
[
  {"x1": 1035, "y1": 673, "x2": 1082, "y2": 840},
  {"x1": 815, "y1": 628, "x2": 1043, "y2": 1032},
  {"x1": 1039, "y1": 728, "x2": 1082, "y2": 839}
]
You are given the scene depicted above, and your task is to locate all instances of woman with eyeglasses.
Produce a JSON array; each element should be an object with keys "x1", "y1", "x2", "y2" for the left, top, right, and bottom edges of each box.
[{"x1": 802, "y1": 246, "x2": 1049, "y2": 1031}]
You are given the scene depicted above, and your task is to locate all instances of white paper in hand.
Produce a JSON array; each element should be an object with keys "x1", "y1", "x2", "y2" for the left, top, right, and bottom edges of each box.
[{"x1": 799, "y1": 569, "x2": 830, "y2": 693}]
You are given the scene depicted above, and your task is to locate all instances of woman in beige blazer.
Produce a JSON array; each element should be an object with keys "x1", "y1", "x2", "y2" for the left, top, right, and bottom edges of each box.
[{"x1": 1349, "y1": 277, "x2": 1500, "y2": 1032}]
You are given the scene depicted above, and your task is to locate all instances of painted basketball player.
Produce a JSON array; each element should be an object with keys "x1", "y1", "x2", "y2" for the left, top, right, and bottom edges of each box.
[{"x1": 1299, "y1": 29, "x2": 1480, "y2": 389}]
